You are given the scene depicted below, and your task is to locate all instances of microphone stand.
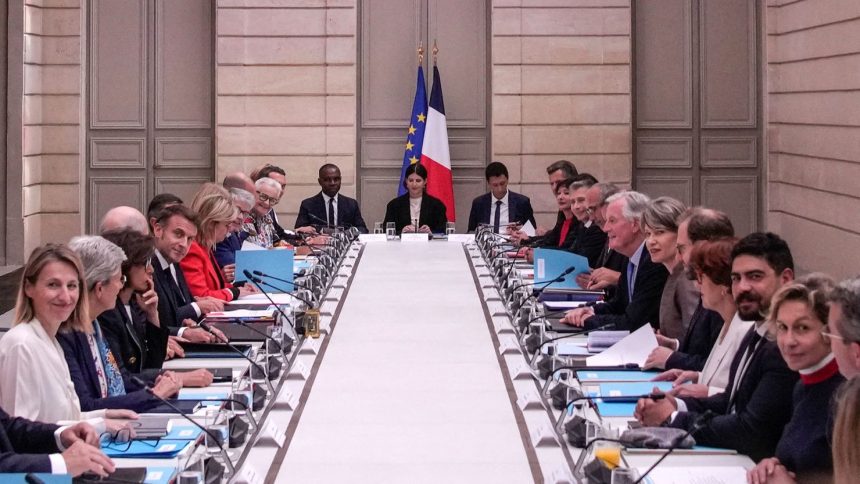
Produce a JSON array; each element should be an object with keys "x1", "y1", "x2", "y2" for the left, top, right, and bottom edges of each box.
[
  {"x1": 231, "y1": 318, "x2": 287, "y2": 359},
  {"x1": 198, "y1": 322, "x2": 275, "y2": 396},
  {"x1": 130, "y1": 376, "x2": 235, "y2": 475},
  {"x1": 241, "y1": 269, "x2": 301, "y2": 338}
]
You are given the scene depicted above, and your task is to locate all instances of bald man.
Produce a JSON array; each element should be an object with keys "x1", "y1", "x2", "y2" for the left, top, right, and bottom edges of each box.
[
  {"x1": 99, "y1": 206, "x2": 148, "y2": 235},
  {"x1": 222, "y1": 172, "x2": 255, "y2": 195}
]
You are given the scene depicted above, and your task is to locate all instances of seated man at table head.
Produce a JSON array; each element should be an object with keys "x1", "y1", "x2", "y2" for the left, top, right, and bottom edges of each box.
[
  {"x1": 826, "y1": 277, "x2": 860, "y2": 380},
  {"x1": 635, "y1": 232, "x2": 798, "y2": 461},
  {"x1": 60, "y1": 235, "x2": 180, "y2": 413},
  {"x1": 295, "y1": 163, "x2": 369, "y2": 234},
  {"x1": 0, "y1": 406, "x2": 115, "y2": 477},
  {"x1": 746, "y1": 274, "x2": 842, "y2": 483},
  {"x1": 466, "y1": 161, "x2": 535, "y2": 233},
  {"x1": 99, "y1": 206, "x2": 148, "y2": 235},
  {"x1": 646, "y1": 207, "x2": 735, "y2": 371},
  {"x1": 149, "y1": 202, "x2": 222, "y2": 343},
  {"x1": 383, "y1": 162, "x2": 447, "y2": 234},
  {"x1": 561, "y1": 190, "x2": 670, "y2": 332}
]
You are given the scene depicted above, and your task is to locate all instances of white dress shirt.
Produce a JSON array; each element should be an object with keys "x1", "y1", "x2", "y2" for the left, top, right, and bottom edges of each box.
[
  {"x1": 698, "y1": 312, "x2": 753, "y2": 395},
  {"x1": 488, "y1": 191, "x2": 510, "y2": 229}
]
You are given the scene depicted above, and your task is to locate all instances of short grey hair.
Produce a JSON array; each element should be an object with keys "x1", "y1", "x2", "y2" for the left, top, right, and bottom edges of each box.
[
  {"x1": 605, "y1": 191, "x2": 650, "y2": 222},
  {"x1": 229, "y1": 187, "x2": 255, "y2": 209},
  {"x1": 594, "y1": 182, "x2": 621, "y2": 206},
  {"x1": 642, "y1": 196, "x2": 687, "y2": 233},
  {"x1": 572, "y1": 178, "x2": 596, "y2": 192},
  {"x1": 829, "y1": 276, "x2": 860, "y2": 343},
  {"x1": 255, "y1": 177, "x2": 282, "y2": 196},
  {"x1": 68, "y1": 235, "x2": 127, "y2": 290}
]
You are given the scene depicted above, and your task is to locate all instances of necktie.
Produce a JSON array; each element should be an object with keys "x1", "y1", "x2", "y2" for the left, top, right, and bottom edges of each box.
[
  {"x1": 493, "y1": 200, "x2": 502, "y2": 233},
  {"x1": 93, "y1": 321, "x2": 126, "y2": 397},
  {"x1": 167, "y1": 265, "x2": 186, "y2": 304},
  {"x1": 729, "y1": 330, "x2": 763, "y2": 411},
  {"x1": 626, "y1": 260, "x2": 636, "y2": 302},
  {"x1": 328, "y1": 197, "x2": 335, "y2": 227}
]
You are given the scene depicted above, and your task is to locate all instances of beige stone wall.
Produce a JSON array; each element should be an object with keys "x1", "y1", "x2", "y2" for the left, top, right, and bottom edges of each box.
[
  {"x1": 491, "y1": 0, "x2": 632, "y2": 229},
  {"x1": 22, "y1": 0, "x2": 84, "y2": 257},
  {"x1": 765, "y1": 0, "x2": 860, "y2": 278},
  {"x1": 215, "y1": 0, "x2": 357, "y2": 226}
]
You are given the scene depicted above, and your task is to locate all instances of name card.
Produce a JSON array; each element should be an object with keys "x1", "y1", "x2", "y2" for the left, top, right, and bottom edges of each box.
[
  {"x1": 401, "y1": 233, "x2": 429, "y2": 242},
  {"x1": 515, "y1": 388, "x2": 544, "y2": 411},
  {"x1": 234, "y1": 465, "x2": 265, "y2": 484},
  {"x1": 256, "y1": 419, "x2": 285, "y2": 448},
  {"x1": 497, "y1": 334, "x2": 522, "y2": 355},
  {"x1": 447, "y1": 234, "x2": 475, "y2": 243},
  {"x1": 493, "y1": 317, "x2": 516, "y2": 335},
  {"x1": 547, "y1": 467, "x2": 575, "y2": 484},
  {"x1": 287, "y1": 361, "x2": 311, "y2": 380},
  {"x1": 358, "y1": 234, "x2": 387, "y2": 242},
  {"x1": 529, "y1": 421, "x2": 560, "y2": 448},
  {"x1": 276, "y1": 389, "x2": 300, "y2": 410},
  {"x1": 508, "y1": 360, "x2": 537, "y2": 381},
  {"x1": 299, "y1": 338, "x2": 321, "y2": 355}
]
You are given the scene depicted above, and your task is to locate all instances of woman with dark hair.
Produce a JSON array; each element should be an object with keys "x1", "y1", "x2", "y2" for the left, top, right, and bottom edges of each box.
[
  {"x1": 652, "y1": 237, "x2": 753, "y2": 398},
  {"x1": 383, "y1": 163, "x2": 447, "y2": 234},
  {"x1": 747, "y1": 274, "x2": 842, "y2": 484}
]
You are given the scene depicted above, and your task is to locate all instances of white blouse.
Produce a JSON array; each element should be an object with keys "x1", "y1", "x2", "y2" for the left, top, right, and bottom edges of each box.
[
  {"x1": 409, "y1": 196, "x2": 422, "y2": 222},
  {"x1": 0, "y1": 320, "x2": 106, "y2": 425},
  {"x1": 698, "y1": 312, "x2": 753, "y2": 395}
]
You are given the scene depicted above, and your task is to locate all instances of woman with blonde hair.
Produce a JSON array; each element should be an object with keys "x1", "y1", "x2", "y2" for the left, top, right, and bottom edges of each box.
[
  {"x1": 180, "y1": 183, "x2": 256, "y2": 301},
  {"x1": 0, "y1": 244, "x2": 134, "y2": 432}
]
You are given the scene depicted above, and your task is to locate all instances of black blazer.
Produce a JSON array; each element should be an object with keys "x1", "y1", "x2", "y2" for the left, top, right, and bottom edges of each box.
[
  {"x1": 98, "y1": 297, "x2": 169, "y2": 378},
  {"x1": 665, "y1": 299, "x2": 724, "y2": 371},
  {"x1": 569, "y1": 222, "x2": 608, "y2": 268},
  {"x1": 534, "y1": 215, "x2": 580, "y2": 249},
  {"x1": 383, "y1": 193, "x2": 448, "y2": 234},
  {"x1": 595, "y1": 240, "x2": 628, "y2": 273},
  {"x1": 57, "y1": 330, "x2": 160, "y2": 413},
  {"x1": 466, "y1": 190, "x2": 536, "y2": 232},
  {"x1": 0, "y1": 407, "x2": 58, "y2": 473},
  {"x1": 671, "y1": 327, "x2": 799, "y2": 461},
  {"x1": 152, "y1": 253, "x2": 200, "y2": 336},
  {"x1": 295, "y1": 192, "x2": 369, "y2": 233},
  {"x1": 586, "y1": 246, "x2": 669, "y2": 331}
]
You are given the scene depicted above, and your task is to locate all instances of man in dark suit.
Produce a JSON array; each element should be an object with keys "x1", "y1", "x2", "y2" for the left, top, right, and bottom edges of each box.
[
  {"x1": 647, "y1": 208, "x2": 735, "y2": 370},
  {"x1": 575, "y1": 182, "x2": 626, "y2": 292},
  {"x1": 0, "y1": 408, "x2": 114, "y2": 476},
  {"x1": 150, "y1": 203, "x2": 223, "y2": 344},
  {"x1": 562, "y1": 191, "x2": 669, "y2": 331},
  {"x1": 467, "y1": 161, "x2": 536, "y2": 233},
  {"x1": 635, "y1": 233, "x2": 798, "y2": 461},
  {"x1": 295, "y1": 164, "x2": 368, "y2": 233},
  {"x1": 568, "y1": 174, "x2": 607, "y2": 267}
]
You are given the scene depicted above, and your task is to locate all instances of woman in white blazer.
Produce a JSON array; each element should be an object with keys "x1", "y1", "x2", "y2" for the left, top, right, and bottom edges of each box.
[{"x1": 0, "y1": 244, "x2": 135, "y2": 434}]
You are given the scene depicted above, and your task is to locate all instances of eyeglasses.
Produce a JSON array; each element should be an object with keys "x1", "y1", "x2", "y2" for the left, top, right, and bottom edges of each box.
[
  {"x1": 119, "y1": 275, "x2": 127, "y2": 286},
  {"x1": 256, "y1": 191, "x2": 280, "y2": 205},
  {"x1": 821, "y1": 325, "x2": 848, "y2": 343}
]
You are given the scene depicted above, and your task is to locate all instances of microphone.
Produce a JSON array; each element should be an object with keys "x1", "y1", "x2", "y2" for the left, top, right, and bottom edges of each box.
[
  {"x1": 306, "y1": 211, "x2": 333, "y2": 230},
  {"x1": 252, "y1": 270, "x2": 315, "y2": 292},
  {"x1": 529, "y1": 322, "x2": 616, "y2": 357},
  {"x1": 556, "y1": 392, "x2": 667, "y2": 431},
  {"x1": 632, "y1": 411, "x2": 716, "y2": 484},
  {"x1": 230, "y1": 317, "x2": 290, "y2": 356},
  {"x1": 24, "y1": 475, "x2": 45, "y2": 484},
  {"x1": 130, "y1": 376, "x2": 235, "y2": 475},
  {"x1": 245, "y1": 270, "x2": 316, "y2": 309},
  {"x1": 198, "y1": 321, "x2": 276, "y2": 395},
  {"x1": 241, "y1": 269, "x2": 301, "y2": 332}
]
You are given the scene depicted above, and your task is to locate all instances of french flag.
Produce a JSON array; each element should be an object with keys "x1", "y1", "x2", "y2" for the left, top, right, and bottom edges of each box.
[{"x1": 420, "y1": 66, "x2": 456, "y2": 222}]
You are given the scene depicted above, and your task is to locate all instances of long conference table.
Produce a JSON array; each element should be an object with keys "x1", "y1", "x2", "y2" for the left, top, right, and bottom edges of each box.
[{"x1": 147, "y1": 238, "x2": 754, "y2": 483}]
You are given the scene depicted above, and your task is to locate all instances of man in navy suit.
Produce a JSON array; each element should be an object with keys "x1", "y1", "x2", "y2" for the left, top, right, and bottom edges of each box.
[
  {"x1": 295, "y1": 164, "x2": 368, "y2": 233},
  {"x1": 467, "y1": 161, "x2": 536, "y2": 233}
]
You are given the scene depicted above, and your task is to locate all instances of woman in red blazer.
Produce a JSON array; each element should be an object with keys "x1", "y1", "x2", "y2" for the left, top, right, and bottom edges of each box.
[{"x1": 180, "y1": 184, "x2": 256, "y2": 302}]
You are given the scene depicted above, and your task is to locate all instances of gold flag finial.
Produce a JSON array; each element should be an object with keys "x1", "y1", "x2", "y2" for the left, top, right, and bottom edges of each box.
[
  {"x1": 432, "y1": 39, "x2": 438, "y2": 65},
  {"x1": 417, "y1": 42, "x2": 424, "y2": 65}
]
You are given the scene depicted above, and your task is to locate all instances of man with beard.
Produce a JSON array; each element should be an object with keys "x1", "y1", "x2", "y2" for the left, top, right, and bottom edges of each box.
[{"x1": 635, "y1": 232, "x2": 799, "y2": 461}]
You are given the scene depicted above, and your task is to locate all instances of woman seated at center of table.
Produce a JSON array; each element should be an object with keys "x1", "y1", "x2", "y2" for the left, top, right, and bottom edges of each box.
[
  {"x1": 0, "y1": 244, "x2": 135, "y2": 435},
  {"x1": 383, "y1": 162, "x2": 447, "y2": 235},
  {"x1": 747, "y1": 274, "x2": 843, "y2": 484}
]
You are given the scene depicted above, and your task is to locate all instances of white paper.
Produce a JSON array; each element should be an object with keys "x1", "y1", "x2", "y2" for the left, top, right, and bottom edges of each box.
[
  {"x1": 586, "y1": 324, "x2": 657, "y2": 367},
  {"x1": 520, "y1": 220, "x2": 536, "y2": 237},
  {"x1": 638, "y1": 466, "x2": 748, "y2": 484},
  {"x1": 207, "y1": 309, "x2": 275, "y2": 319},
  {"x1": 231, "y1": 293, "x2": 297, "y2": 305},
  {"x1": 241, "y1": 240, "x2": 265, "y2": 251},
  {"x1": 447, "y1": 233, "x2": 476, "y2": 243},
  {"x1": 543, "y1": 300, "x2": 589, "y2": 310},
  {"x1": 401, "y1": 233, "x2": 429, "y2": 242},
  {"x1": 358, "y1": 233, "x2": 387, "y2": 242},
  {"x1": 556, "y1": 341, "x2": 591, "y2": 356}
]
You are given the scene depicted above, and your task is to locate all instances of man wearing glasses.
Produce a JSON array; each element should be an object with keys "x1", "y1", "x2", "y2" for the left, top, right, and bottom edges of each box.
[{"x1": 825, "y1": 277, "x2": 860, "y2": 378}]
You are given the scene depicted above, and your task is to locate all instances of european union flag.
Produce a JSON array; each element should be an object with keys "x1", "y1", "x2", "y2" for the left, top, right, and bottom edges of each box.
[{"x1": 398, "y1": 66, "x2": 428, "y2": 196}]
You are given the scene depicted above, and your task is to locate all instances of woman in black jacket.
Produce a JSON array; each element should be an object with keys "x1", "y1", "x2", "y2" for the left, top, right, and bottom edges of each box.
[{"x1": 383, "y1": 163, "x2": 447, "y2": 234}]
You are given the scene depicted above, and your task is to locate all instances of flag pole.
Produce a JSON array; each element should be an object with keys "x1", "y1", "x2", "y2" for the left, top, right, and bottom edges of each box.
[
  {"x1": 418, "y1": 42, "x2": 424, "y2": 66},
  {"x1": 432, "y1": 39, "x2": 438, "y2": 66}
]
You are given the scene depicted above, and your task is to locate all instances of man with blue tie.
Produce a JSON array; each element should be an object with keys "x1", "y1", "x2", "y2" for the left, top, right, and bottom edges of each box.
[
  {"x1": 561, "y1": 191, "x2": 669, "y2": 331},
  {"x1": 467, "y1": 161, "x2": 536, "y2": 233},
  {"x1": 295, "y1": 164, "x2": 368, "y2": 233}
]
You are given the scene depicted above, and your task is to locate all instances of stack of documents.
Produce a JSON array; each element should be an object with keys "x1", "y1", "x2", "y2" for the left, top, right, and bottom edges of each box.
[
  {"x1": 586, "y1": 331, "x2": 630, "y2": 352},
  {"x1": 205, "y1": 308, "x2": 277, "y2": 322}
]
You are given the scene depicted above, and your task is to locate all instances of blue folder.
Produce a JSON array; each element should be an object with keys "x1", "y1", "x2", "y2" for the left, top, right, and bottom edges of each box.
[
  {"x1": 234, "y1": 249, "x2": 294, "y2": 289},
  {"x1": 595, "y1": 401, "x2": 637, "y2": 417},
  {"x1": 162, "y1": 425, "x2": 204, "y2": 441},
  {"x1": 533, "y1": 248, "x2": 590, "y2": 290},
  {"x1": 0, "y1": 475, "x2": 70, "y2": 484},
  {"x1": 177, "y1": 387, "x2": 231, "y2": 401},
  {"x1": 144, "y1": 467, "x2": 178, "y2": 484},
  {"x1": 597, "y1": 381, "x2": 673, "y2": 398},
  {"x1": 101, "y1": 439, "x2": 192, "y2": 458},
  {"x1": 577, "y1": 370, "x2": 661, "y2": 383}
]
